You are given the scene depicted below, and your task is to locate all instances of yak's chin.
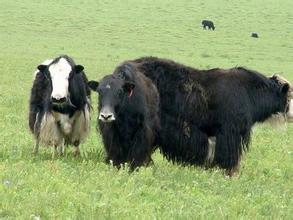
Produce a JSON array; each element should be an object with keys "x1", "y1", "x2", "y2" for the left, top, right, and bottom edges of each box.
[
  {"x1": 52, "y1": 102, "x2": 70, "y2": 109},
  {"x1": 99, "y1": 119, "x2": 115, "y2": 123},
  {"x1": 51, "y1": 102, "x2": 73, "y2": 113}
]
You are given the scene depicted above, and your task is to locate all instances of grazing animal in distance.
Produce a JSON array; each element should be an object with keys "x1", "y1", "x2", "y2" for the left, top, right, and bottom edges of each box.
[
  {"x1": 29, "y1": 55, "x2": 91, "y2": 156},
  {"x1": 132, "y1": 57, "x2": 292, "y2": 176},
  {"x1": 202, "y1": 20, "x2": 215, "y2": 30},
  {"x1": 251, "y1": 33, "x2": 259, "y2": 38},
  {"x1": 88, "y1": 62, "x2": 160, "y2": 171}
]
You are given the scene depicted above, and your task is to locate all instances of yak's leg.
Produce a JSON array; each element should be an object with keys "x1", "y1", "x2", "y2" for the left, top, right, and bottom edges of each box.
[
  {"x1": 225, "y1": 158, "x2": 241, "y2": 177},
  {"x1": 205, "y1": 136, "x2": 216, "y2": 167},
  {"x1": 52, "y1": 145, "x2": 58, "y2": 159},
  {"x1": 56, "y1": 139, "x2": 64, "y2": 156},
  {"x1": 61, "y1": 143, "x2": 68, "y2": 156},
  {"x1": 33, "y1": 137, "x2": 40, "y2": 155},
  {"x1": 72, "y1": 140, "x2": 80, "y2": 157},
  {"x1": 189, "y1": 125, "x2": 209, "y2": 166},
  {"x1": 213, "y1": 128, "x2": 242, "y2": 177},
  {"x1": 72, "y1": 146, "x2": 80, "y2": 157},
  {"x1": 129, "y1": 128, "x2": 152, "y2": 172},
  {"x1": 102, "y1": 131, "x2": 125, "y2": 167},
  {"x1": 58, "y1": 141, "x2": 67, "y2": 156},
  {"x1": 32, "y1": 113, "x2": 41, "y2": 155}
]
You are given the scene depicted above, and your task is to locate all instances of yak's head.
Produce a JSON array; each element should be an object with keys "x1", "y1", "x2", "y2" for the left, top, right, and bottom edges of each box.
[
  {"x1": 270, "y1": 74, "x2": 293, "y2": 122},
  {"x1": 88, "y1": 72, "x2": 135, "y2": 123},
  {"x1": 37, "y1": 56, "x2": 84, "y2": 107}
]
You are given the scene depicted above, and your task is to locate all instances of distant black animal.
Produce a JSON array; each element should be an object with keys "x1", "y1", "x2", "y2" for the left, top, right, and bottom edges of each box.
[
  {"x1": 29, "y1": 55, "x2": 91, "y2": 156},
  {"x1": 202, "y1": 20, "x2": 215, "y2": 30},
  {"x1": 251, "y1": 33, "x2": 258, "y2": 38},
  {"x1": 132, "y1": 57, "x2": 292, "y2": 176},
  {"x1": 88, "y1": 62, "x2": 160, "y2": 171}
]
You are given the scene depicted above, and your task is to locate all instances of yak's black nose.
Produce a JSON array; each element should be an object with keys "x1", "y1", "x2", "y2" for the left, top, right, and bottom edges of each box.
[{"x1": 51, "y1": 97, "x2": 67, "y2": 104}]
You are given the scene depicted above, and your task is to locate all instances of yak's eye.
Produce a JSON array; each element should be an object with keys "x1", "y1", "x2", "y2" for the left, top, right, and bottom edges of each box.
[{"x1": 118, "y1": 89, "x2": 124, "y2": 97}]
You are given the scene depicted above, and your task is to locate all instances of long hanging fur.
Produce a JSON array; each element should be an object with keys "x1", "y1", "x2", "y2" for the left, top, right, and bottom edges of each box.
[{"x1": 132, "y1": 57, "x2": 292, "y2": 175}]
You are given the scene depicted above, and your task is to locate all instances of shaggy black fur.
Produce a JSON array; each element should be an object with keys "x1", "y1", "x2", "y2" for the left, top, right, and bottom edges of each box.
[
  {"x1": 29, "y1": 55, "x2": 90, "y2": 145},
  {"x1": 132, "y1": 57, "x2": 291, "y2": 175},
  {"x1": 89, "y1": 62, "x2": 160, "y2": 171}
]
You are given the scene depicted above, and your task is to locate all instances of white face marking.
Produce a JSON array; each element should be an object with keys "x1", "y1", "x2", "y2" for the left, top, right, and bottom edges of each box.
[
  {"x1": 99, "y1": 106, "x2": 115, "y2": 122},
  {"x1": 106, "y1": 84, "x2": 111, "y2": 89},
  {"x1": 49, "y1": 58, "x2": 72, "y2": 100}
]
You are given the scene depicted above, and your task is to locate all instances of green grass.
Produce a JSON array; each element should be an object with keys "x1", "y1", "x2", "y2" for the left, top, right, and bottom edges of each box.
[{"x1": 0, "y1": 0, "x2": 292, "y2": 218}]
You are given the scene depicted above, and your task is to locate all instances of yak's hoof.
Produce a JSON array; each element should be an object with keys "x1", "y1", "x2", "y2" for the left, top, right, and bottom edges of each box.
[{"x1": 72, "y1": 147, "x2": 80, "y2": 157}]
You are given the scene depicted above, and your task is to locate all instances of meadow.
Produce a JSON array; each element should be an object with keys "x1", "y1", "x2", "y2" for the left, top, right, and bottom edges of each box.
[{"x1": 0, "y1": 0, "x2": 292, "y2": 218}]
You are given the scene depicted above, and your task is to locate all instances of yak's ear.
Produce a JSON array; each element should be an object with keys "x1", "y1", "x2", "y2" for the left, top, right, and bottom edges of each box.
[
  {"x1": 37, "y1": 65, "x2": 47, "y2": 73},
  {"x1": 123, "y1": 81, "x2": 135, "y2": 93},
  {"x1": 88, "y1": 81, "x2": 99, "y2": 91},
  {"x1": 281, "y1": 83, "x2": 290, "y2": 94},
  {"x1": 75, "y1": 65, "x2": 84, "y2": 74}
]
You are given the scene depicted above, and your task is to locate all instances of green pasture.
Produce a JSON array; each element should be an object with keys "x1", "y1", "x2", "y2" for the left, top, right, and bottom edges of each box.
[{"x1": 0, "y1": 0, "x2": 292, "y2": 218}]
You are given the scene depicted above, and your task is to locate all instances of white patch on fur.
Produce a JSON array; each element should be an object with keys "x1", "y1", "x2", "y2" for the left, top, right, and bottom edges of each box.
[
  {"x1": 106, "y1": 84, "x2": 111, "y2": 89},
  {"x1": 206, "y1": 136, "x2": 216, "y2": 165},
  {"x1": 288, "y1": 99, "x2": 293, "y2": 122},
  {"x1": 69, "y1": 103, "x2": 91, "y2": 144},
  {"x1": 39, "y1": 113, "x2": 63, "y2": 146},
  {"x1": 38, "y1": 103, "x2": 90, "y2": 147},
  {"x1": 52, "y1": 112, "x2": 72, "y2": 135},
  {"x1": 49, "y1": 58, "x2": 72, "y2": 100},
  {"x1": 33, "y1": 59, "x2": 53, "y2": 78}
]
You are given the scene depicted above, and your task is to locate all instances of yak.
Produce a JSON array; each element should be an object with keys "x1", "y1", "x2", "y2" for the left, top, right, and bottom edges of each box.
[
  {"x1": 131, "y1": 57, "x2": 292, "y2": 176},
  {"x1": 88, "y1": 62, "x2": 160, "y2": 171},
  {"x1": 202, "y1": 20, "x2": 215, "y2": 30},
  {"x1": 29, "y1": 55, "x2": 91, "y2": 156},
  {"x1": 251, "y1": 33, "x2": 259, "y2": 38}
]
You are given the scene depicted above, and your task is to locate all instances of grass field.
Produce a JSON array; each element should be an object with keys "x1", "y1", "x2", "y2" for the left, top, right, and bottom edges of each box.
[{"x1": 0, "y1": 0, "x2": 292, "y2": 218}]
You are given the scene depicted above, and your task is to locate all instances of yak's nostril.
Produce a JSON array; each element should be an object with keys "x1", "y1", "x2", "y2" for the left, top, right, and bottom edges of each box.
[
  {"x1": 52, "y1": 97, "x2": 67, "y2": 104},
  {"x1": 101, "y1": 114, "x2": 113, "y2": 120}
]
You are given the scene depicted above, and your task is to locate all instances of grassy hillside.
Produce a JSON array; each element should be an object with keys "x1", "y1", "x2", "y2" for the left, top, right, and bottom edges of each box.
[{"x1": 0, "y1": 0, "x2": 292, "y2": 218}]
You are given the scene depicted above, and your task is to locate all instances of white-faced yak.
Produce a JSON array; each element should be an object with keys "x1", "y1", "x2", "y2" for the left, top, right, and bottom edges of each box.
[
  {"x1": 88, "y1": 62, "x2": 160, "y2": 171},
  {"x1": 29, "y1": 55, "x2": 91, "y2": 157},
  {"x1": 132, "y1": 57, "x2": 292, "y2": 176}
]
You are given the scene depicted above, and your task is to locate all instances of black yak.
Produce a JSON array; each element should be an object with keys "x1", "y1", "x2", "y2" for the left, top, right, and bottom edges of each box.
[
  {"x1": 202, "y1": 20, "x2": 215, "y2": 30},
  {"x1": 132, "y1": 57, "x2": 292, "y2": 176},
  {"x1": 29, "y1": 55, "x2": 91, "y2": 156},
  {"x1": 88, "y1": 62, "x2": 160, "y2": 171},
  {"x1": 251, "y1": 33, "x2": 259, "y2": 38}
]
